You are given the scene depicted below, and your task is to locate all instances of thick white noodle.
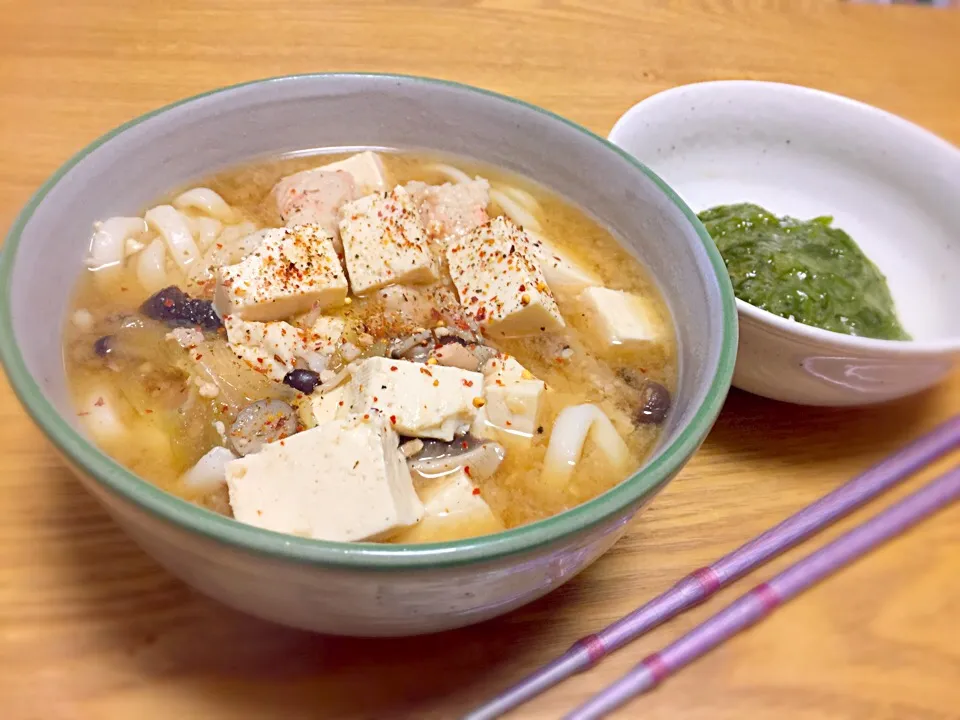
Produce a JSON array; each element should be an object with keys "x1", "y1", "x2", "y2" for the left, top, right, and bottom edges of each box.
[
  {"x1": 189, "y1": 216, "x2": 224, "y2": 250},
  {"x1": 425, "y1": 163, "x2": 473, "y2": 185},
  {"x1": 145, "y1": 205, "x2": 200, "y2": 271},
  {"x1": 490, "y1": 188, "x2": 541, "y2": 231},
  {"x1": 173, "y1": 187, "x2": 235, "y2": 222},
  {"x1": 181, "y1": 446, "x2": 236, "y2": 491},
  {"x1": 87, "y1": 217, "x2": 147, "y2": 271},
  {"x1": 136, "y1": 238, "x2": 168, "y2": 292},
  {"x1": 542, "y1": 403, "x2": 631, "y2": 487},
  {"x1": 185, "y1": 222, "x2": 263, "y2": 291},
  {"x1": 500, "y1": 185, "x2": 540, "y2": 213},
  {"x1": 78, "y1": 387, "x2": 128, "y2": 444},
  {"x1": 124, "y1": 237, "x2": 146, "y2": 257}
]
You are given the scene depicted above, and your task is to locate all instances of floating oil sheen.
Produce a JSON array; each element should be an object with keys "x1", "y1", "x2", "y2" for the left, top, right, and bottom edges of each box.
[{"x1": 698, "y1": 203, "x2": 909, "y2": 340}]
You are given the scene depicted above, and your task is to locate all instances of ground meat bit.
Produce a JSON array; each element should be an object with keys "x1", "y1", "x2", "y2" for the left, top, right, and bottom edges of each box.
[{"x1": 141, "y1": 285, "x2": 222, "y2": 331}]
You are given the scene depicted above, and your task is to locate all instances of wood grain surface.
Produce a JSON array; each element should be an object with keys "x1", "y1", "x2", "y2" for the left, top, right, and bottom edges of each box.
[{"x1": 1, "y1": 1, "x2": 959, "y2": 718}]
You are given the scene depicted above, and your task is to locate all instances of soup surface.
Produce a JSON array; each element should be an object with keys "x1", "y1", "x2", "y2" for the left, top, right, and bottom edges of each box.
[{"x1": 65, "y1": 150, "x2": 676, "y2": 543}]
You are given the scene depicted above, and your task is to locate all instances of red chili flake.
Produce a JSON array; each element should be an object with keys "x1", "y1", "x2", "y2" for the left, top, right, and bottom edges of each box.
[
  {"x1": 363, "y1": 413, "x2": 370, "y2": 420},
  {"x1": 94, "y1": 397, "x2": 105, "y2": 407},
  {"x1": 505, "y1": 420, "x2": 513, "y2": 426},
  {"x1": 464, "y1": 466, "x2": 472, "y2": 478},
  {"x1": 462, "y1": 379, "x2": 474, "y2": 387},
  {"x1": 389, "y1": 415, "x2": 397, "y2": 424},
  {"x1": 373, "y1": 396, "x2": 378, "y2": 402},
  {"x1": 221, "y1": 404, "x2": 229, "y2": 413},
  {"x1": 216, "y1": 243, "x2": 224, "y2": 249},
  {"x1": 518, "y1": 284, "x2": 526, "y2": 292},
  {"x1": 144, "y1": 409, "x2": 154, "y2": 414},
  {"x1": 280, "y1": 440, "x2": 286, "y2": 446},
  {"x1": 472, "y1": 488, "x2": 481, "y2": 496},
  {"x1": 195, "y1": 354, "x2": 203, "y2": 360},
  {"x1": 338, "y1": 400, "x2": 344, "y2": 407},
  {"x1": 419, "y1": 367, "x2": 433, "y2": 377},
  {"x1": 390, "y1": 365, "x2": 398, "y2": 372}
]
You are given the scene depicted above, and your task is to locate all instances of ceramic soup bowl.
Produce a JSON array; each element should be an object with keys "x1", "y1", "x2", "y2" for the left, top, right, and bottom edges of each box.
[{"x1": 0, "y1": 75, "x2": 736, "y2": 636}]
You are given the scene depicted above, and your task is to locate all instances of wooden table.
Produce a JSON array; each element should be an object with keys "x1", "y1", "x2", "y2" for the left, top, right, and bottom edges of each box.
[{"x1": 2, "y1": 1, "x2": 959, "y2": 718}]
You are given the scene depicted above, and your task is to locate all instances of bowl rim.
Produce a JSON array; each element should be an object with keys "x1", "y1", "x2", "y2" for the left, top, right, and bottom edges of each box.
[
  {"x1": 0, "y1": 73, "x2": 738, "y2": 570},
  {"x1": 609, "y1": 79, "x2": 960, "y2": 355}
]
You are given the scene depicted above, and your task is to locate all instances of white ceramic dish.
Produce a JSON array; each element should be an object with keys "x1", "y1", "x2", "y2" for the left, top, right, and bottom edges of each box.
[
  {"x1": 0, "y1": 74, "x2": 737, "y2": 636},
  {"x1": 609, "y1": 80, "x2": 960, "y2": 406}
]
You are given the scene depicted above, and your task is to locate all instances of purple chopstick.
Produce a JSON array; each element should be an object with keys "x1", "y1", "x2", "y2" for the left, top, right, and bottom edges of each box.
[
  {"x1": 567, "y1": 464, "x2": 960, "y2": 719},
  {"x1": 464, "y1": 415, "x2": 960, "y2": 720}
]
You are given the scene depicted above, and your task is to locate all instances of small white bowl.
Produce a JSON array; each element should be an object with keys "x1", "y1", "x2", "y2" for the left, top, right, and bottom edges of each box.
[{"x1": 609, "y1": 80, "x2": 960, "y2": 406}]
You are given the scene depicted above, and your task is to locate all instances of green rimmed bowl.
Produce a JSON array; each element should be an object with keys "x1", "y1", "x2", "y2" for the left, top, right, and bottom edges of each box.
[{"x1": 0, "y1": 74, "x2": 736, "y2": 636}]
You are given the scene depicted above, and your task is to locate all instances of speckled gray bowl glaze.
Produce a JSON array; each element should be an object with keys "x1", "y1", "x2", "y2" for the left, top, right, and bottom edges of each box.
[{"x1": 0, "y1": 75, "x2": 736, "y2": 636}]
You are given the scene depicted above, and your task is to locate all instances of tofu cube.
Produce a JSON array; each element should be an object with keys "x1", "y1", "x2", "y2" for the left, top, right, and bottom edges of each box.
[
  {"x1": 316, "y1": 151, "x2": 388, "y2": 195},
  {"x1": 340, "y1": 357, "x2": 483, "y2": 441},
  {"x1": 392, "y1": 470, "x2": 504, "y2": 543},
  {"x1": 226, "y1": 414, "x2": 423, "y2": 542},
  {"x1": 272, "y1": 152, "x2": 387, "y2": 241},
  {"x1": 446, "y1": 217, "x2": 565, "y2": 337},
  {"x1": 577, "y1": 287, "x2": 664, "y2": 353},
  {"x1": 309, "y1": 383, "x2": 348, "y2": 426},
  {"x1": 339, "y1": 186, "x2": 439, "y2": 294},
  {"x1": 224, "y1": 315, "x2": 304, "y2": 382},
  {"x1": 530, "y1": 233, "x2": 601, "y2": 293},
  {"x1": 473, "y1": 355, "x2": 545, "y2": 440},
  {"x1": 214, "y1": 224, "x2": 348, "y2": 322}
]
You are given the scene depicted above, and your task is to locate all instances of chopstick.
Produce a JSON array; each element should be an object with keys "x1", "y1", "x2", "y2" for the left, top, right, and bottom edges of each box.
[
  {"x1": 464, "y1": 415, "x2": 960, "y2": 720},
  {"x1": 567, "y1": 464, "x2": 960, "y2": 719}
]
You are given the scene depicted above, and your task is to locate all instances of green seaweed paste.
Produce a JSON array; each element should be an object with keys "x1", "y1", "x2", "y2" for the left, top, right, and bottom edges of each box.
[{"x1": 698, "y1": 203, "x2": 909, "y2": 340}]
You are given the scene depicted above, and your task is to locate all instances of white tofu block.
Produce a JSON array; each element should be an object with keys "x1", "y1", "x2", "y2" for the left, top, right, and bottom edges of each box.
[
  {"x1": 272, "y1": 153, "x2": 387, "y2": 233},
  {"x1": 226, "y1": 414, "x2": 423, "y2": 542},
  {"x1": 473, "y1": 355, "x2": 545, "y2": 440},
  {"x1": 214, "y1": 224, "x2": 348, "y2": 322},
  {"x1": 530, "y1": 232, "x2": 601, "y2": 293},
  {"x1": 577, "y1": 287, "x2": 664, "y2": 352},
  {"x1": 224, "y1": 315, "x2": 304, "y2": 382},
  {"x1": 340, "y1": 357, "x2": 483, "y2": 441},
  {"x1": 316, "y1": 151, "x2": 388, "y2": 195},
  {"x1": 339, "y1": 186, "x2": 439, "y2": 294},
  {"x1": 392, "y1": 470, "x2": 504, "y2": 543},
  {"x1": 309, "y1": 383, "x2": 348, "y2": 426},
  {"x1": 446, "y1": 217, "x2": 565, "y2": 338},
  {"x1": 181, "y1": 446, "x2": 237, "y2": 492}
]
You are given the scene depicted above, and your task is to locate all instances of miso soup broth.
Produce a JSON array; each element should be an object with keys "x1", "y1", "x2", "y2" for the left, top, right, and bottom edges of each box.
[{"x1": 64, "y1": 150, "x2": 676, "y2": 543}]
